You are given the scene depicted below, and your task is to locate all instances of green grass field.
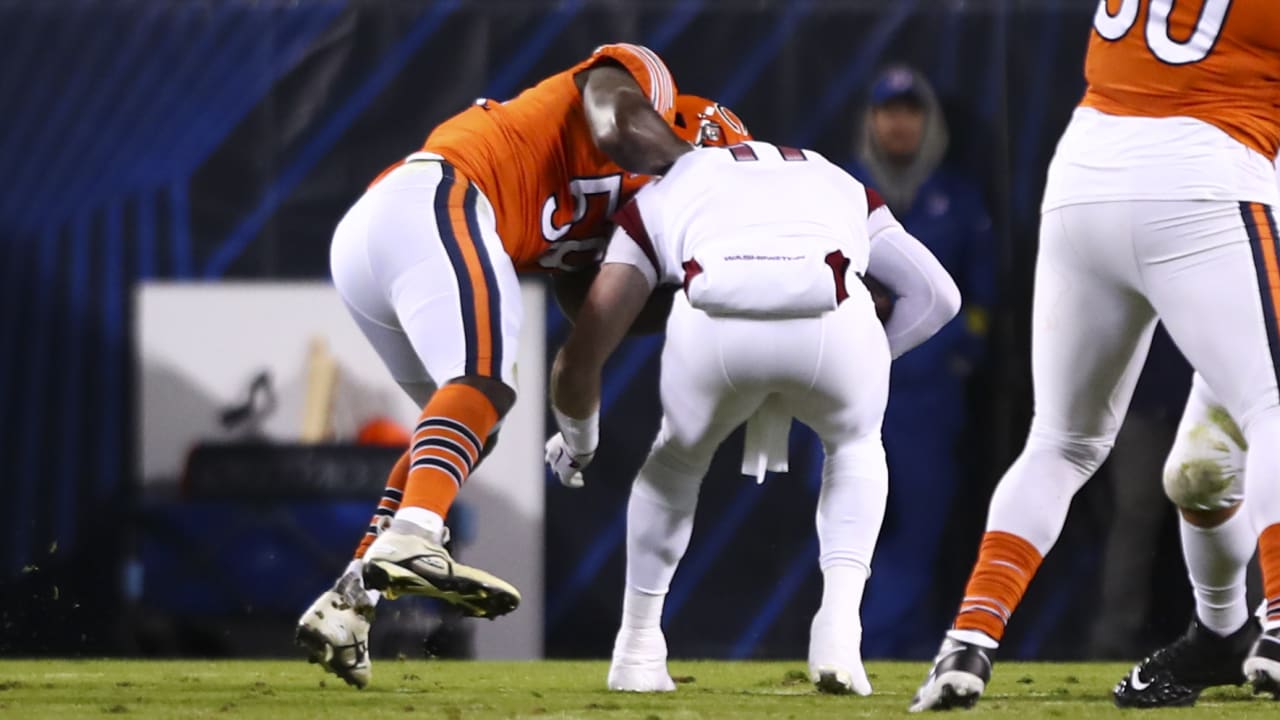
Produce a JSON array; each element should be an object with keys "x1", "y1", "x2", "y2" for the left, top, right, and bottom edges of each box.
[{"x1": 0, "y1": 659, "x2": 1274, "y2": 719}]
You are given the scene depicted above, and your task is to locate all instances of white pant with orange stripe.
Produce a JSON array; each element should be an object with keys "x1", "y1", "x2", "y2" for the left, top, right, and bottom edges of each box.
[
  {"x1": 329, "y1": 155, "x2": 522, "y2": 405},
  {"x1": 984, "y1": 199, "x2": 1280, "y2": 556}
]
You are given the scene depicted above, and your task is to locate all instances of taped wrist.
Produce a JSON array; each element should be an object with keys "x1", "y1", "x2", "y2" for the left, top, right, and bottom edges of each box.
[{"x1": 553, "y1": 406, "x2": 599, "y2": 456}]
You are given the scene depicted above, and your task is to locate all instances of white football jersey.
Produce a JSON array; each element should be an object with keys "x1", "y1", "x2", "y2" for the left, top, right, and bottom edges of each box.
[{"x1": 606, "y1": 142, "x2": 872, "y2": 291}]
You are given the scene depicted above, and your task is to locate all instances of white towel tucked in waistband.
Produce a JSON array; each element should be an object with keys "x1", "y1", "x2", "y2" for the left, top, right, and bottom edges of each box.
[{"x1": 741, "y1": 395, "x2": 792, "y2": 484}]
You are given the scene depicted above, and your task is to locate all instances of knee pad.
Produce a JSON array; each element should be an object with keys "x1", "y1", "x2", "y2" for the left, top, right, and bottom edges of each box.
[
  {"x1": 1163, "y1": 407, "x2": 1246, "y2": 511},
  {"x1": 1163, "y1": 460, "x2": 1241, "y2": 511}
]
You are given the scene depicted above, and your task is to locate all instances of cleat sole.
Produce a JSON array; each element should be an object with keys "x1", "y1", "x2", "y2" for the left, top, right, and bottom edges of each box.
[
  {"x1": 1245, "y1": 656, "x2": 1280, "y2": 700},
  {"x1": 814, "y1": 670, "x2": 853, "y2": 695},
  {"x1": 364, "y1": 559, "x2": 519, "y2": 619},
  {"x1": 911, "y1": 671, "x2": 986, "y2": 712}
]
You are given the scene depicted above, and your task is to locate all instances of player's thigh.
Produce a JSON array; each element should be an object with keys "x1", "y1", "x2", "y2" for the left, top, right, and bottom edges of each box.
[
  {"x1": 1142, "y1": 200, "x2": 1280, "y2": 431},
  {"x1": 789, "y1": 297, "x2": 891, "y2": 447},
  {"x1": 367, "y1": 163, "x2": 522, "y2": 390},
  {"x1": 346, "y1": 305, "x2": 438, "y2": 407},
  {"x1": 1163, "y1": 372, "x2": 1246, "y2": 510},
  {"x1": 330, "y1": 183, "x2": 435, "y2": 405},
  {"x1": 1030, "y1": 203, "x2": 1158, "y2": 440},
  {"x1": 657, "y1": 296, "x2": 767, "y2": 464}
]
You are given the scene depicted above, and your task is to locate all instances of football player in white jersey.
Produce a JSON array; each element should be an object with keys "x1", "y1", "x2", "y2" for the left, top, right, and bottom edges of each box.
[{"x1": 544, "y1": 133, "x2": 960, "y2": 696}]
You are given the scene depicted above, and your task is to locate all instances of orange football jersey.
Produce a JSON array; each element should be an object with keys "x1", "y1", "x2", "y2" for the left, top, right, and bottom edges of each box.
[
  {"x1": 1082, "y1": 0, "x2": 1280, "y2": 159},
  {"x1": 422, "y1": 44, "x2": 677, "y2": 273}
]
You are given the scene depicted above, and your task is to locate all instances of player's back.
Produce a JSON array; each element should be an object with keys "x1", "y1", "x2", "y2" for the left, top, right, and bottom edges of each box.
[
  {"x1": 423, "y1": 44, "x2": 675, "y2": 272},
  {"x1": 1043, "y1": 0, "x2": 1280, "y2": 211},
  {"x1": 643, "y1": 142, "x2": 871, "y2": 281}
]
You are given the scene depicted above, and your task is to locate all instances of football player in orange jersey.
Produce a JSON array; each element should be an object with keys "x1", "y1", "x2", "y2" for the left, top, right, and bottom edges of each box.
[
  {"x1": 912, "y1": 0, "x2": 1280, "y2": 711},
  {"x1": 296, "y1": 44, "x2": 690, "y2": 689}
]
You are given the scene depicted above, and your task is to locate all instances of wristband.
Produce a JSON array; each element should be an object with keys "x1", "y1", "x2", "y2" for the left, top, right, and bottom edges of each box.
[{"x1": 553, "y1": 406, "x2": 599, "y2": 455}]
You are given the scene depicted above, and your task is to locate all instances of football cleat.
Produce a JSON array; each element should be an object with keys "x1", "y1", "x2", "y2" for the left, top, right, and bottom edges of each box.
[
  {"x1": 362, "y1": 520, "x2": 520, "y2": 619},
  {"x1": 812, "y1": 667, "x2": 867, "y2": 696},
  {"x1": 808, "y1": 605, "x2": 872, "y2": 695},
  {"x1": 295, "y1": 570, "x2": 375, "y2": 688},
  {"x1": 1114, "y1": 618, "x2": 1257, "y2": 708},
  {"x1": 607, "y1": 626, "x2": 676, "y2": 692},
  {"x1": 909, "y1": 635, "x2": 994, "y2": 712},
  {"x1": 1244, "y1": 626, "x2": 1280, "y2": 699}
]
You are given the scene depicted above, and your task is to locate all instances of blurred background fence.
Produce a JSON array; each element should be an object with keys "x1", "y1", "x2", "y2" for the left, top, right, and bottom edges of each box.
[{"x1": 0, "y1": 0, "x2": 1199, "y2": 661}]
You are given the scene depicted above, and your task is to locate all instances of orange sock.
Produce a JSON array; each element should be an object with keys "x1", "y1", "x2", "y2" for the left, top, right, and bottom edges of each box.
[
  {"x1": 400, "y1": 383, "x2": 499, "y2": 519},
  {"x1": 953, "y1": 531, "x2": 1044, "y2": 642},
  {"x1": 354, "y1": 449, "x2": 410, "y2": 560},
  {"x1": 1260, "y1": 523, "x2": 1280, "y2": 627}
]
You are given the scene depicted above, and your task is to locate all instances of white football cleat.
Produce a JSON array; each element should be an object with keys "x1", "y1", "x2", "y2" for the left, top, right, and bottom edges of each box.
[
  {"x1": 295, "y1": 569, "x2": 375, "y2": 688},
  {"x1": 808, "y1": 605, "x2": 872, "y2": 695},
  {"x1": 362, "y1": 519, "x2": 520, "y2": 618},
  {"x1": 607, "y1": 627, "x2": 676, "y2": 692}
]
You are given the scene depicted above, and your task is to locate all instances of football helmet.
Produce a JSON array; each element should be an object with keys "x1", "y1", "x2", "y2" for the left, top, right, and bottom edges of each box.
[{"x1": 672, "y1": 94, "x2": 752, "y2": 147}]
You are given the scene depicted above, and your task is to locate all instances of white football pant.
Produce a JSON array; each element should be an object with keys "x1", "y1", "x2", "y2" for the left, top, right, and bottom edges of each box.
[
  {"x1": 625, "y1": 288, "x2": 891, "y2": 612},
  {"x1": 329, "y1": 157, "x2": 523, "y2": 405},
  {"x1": 985, "y1": 199, "x2": 1280, "y2": 557}
]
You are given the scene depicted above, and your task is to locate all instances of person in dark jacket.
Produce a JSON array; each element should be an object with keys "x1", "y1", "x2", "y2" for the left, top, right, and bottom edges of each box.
[{"x1": 844, "y1": 65, "x2": 996, "y2": 659}]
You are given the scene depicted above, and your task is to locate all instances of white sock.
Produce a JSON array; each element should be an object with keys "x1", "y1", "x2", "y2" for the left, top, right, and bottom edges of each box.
[
  {"x1": 946, "y1": 628, "x2": 1000, "y2": 650},
  {"x1": 810, "y1": 565, "x2": 872, "y2": 695},
  {"x1": 621, "y1": 586, "x2": 666, "y2": 631},
  {"x1": 614, "y1": 587, "x2": 670, "y2": 672},
  {"x1": 810, "y1": 566, "x2": 869, "y2": 660},
  {"x1": 1181, "y1": 508, "x2": 1253, "y2": 636},
  {"x1": 819, "y1": 564, "x2": 869, "y2": 613},
  {"x1": 394, "y1": 506, "x2": 445, "y2": 540}
]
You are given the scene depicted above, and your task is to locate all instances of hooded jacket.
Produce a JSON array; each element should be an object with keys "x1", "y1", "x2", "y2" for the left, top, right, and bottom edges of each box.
[
  {"x1": 854, "y1": 66, "x2": 949, "y2": 214},
  {"x1": 845, "y1": 67, "x2": 996, "y2": 391}
]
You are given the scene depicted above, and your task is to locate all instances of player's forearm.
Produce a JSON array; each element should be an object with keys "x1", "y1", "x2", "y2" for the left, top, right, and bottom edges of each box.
[{"x1": 550, "y1": 349, "x2": 602, "y2": 422}]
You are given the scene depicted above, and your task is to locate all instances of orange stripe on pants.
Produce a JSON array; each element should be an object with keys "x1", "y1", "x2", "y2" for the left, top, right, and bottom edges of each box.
[
  {"x1": 1250, "y1": 203, "x2": 1280, "y2": 329},
  {"x1": 447, "y1": 179, "x2": 494, "y2": 377}
]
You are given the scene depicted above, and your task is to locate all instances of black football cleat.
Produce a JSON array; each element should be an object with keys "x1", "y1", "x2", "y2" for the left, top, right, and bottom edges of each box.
[
  {"x1": 910, "y1": 635, "x2": 994, "y2": 712},
  {"x1": 1114, "y1": 618, "x2": 1258, "y2": 708}
]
